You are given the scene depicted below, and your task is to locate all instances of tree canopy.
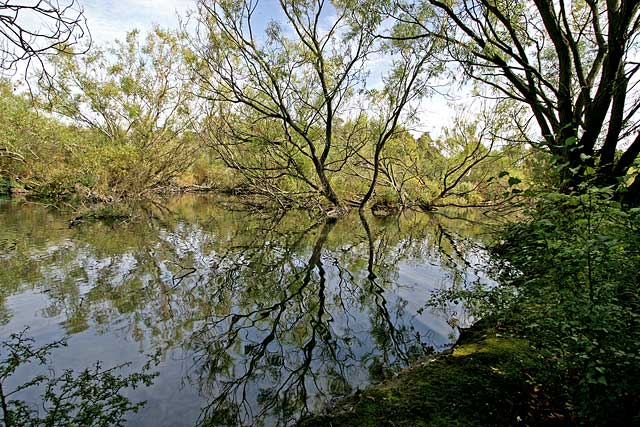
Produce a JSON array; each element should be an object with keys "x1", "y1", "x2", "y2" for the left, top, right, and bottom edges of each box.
[{"x1": 389, "y1": 0, "x2": 640, "y2": 201}]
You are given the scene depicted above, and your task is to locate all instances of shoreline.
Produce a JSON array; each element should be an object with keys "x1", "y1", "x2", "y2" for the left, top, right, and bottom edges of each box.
[{"x1": 298, "y1": 318, "x2": 547, "y2": 427}]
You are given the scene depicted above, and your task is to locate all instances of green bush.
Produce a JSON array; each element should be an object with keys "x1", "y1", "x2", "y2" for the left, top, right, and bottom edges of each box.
[
  {"x1": 0, "y1": 329, "x2": 156, "y2": 427},
  {"x1": 491, "y1": 188, "x2": 640, "y2": 425}
]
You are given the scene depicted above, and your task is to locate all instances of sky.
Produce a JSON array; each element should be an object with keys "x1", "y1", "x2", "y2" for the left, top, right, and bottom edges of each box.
[
  {"x1": 80, "y1": 0, "x2": 196, "y2": 44},
  {"x1": 79, "y1": 0, "x2": 289, "y2": 44}
]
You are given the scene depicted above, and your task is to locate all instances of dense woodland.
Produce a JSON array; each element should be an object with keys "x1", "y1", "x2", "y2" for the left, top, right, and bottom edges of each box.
[{"x1": 1, "y1": 0, "x2": 639, "y2": 426}]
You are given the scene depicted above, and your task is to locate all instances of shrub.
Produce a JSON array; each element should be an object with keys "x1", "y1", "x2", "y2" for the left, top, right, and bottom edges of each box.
[
  {"x1": 491, "y1": 188, "x2": 640, "y2": 425},
  {"x1": 0, "y1": 329, "x2": 156, "y2": 427}
]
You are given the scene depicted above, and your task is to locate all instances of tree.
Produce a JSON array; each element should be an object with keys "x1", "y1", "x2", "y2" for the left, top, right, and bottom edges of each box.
[
  {"x1": 357, "y1": 30, "x2": 438, "y2": 210},
  {"x1": 191, "y1": 0, "x2": 376, "y2": 210},
  {"x1": 363, "y1": 106, "x2": 529, "y2": 209},
  {"x1": 42, "y1": 28, "x2": 201, "y2": 199},
  {"x1": 0, "y1": 0, "x2": 89, "y2": 81},
  {"x1": 190, "y1": 0, "x2": 435, "y2": 212},
  {"x1": 390, "y1": 0, "x2": 640, "y2": 202},
  {"x1": 0, "y1": 79, "x2": 86, "y2": 196}
]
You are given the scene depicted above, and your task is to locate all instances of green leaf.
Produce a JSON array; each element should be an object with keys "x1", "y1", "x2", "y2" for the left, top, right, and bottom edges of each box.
[{"x1": 569, "y1": 166, "x2": 581, "y2": 175}]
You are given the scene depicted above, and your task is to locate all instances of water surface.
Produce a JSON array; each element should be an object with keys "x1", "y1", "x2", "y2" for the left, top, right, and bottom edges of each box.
[{"x1": 0, "y1": 195, "x2": 492, "y2": 426}]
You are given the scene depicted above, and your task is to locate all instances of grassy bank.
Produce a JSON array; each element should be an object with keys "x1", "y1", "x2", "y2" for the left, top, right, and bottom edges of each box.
[{"x1": 299, "y1": 320, "x2": 550, "y2": 427}]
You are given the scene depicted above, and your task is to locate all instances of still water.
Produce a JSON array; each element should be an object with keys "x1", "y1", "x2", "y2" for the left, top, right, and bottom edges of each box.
[{"x1": 0, "y1": 195, "x2": 492, "y2": 426}]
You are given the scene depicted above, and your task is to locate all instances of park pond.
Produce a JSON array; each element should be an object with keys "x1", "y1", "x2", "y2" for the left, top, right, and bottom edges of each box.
[{"x1": 0, "y1": 195, "x2": 495, "y2": 426}]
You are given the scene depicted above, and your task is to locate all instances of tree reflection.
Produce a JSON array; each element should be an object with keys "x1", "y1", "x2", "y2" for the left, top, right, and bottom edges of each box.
[{"x1": 188, "y1": 210, "x2": 484, "y2": 426}]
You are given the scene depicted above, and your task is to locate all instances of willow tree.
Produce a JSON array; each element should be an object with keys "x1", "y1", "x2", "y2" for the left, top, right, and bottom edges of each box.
[
  {"x1": 392, "y1": 0, "x2": 640, "y2": 202},
  {"x1": 190, "y1": 0, "x2": 435, "y2": 211},
  {"x1": 43, "y1": 28, "x2": 201, "y2": 199}
]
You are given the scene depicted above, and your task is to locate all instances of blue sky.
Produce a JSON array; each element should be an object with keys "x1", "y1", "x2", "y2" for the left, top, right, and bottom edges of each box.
[{"x1": 80, "y1": 0, "x2": 288, "y2": 44}]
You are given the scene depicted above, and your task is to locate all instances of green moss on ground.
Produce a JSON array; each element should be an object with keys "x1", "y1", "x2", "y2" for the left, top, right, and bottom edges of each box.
[{"x1": 299, "y1": 323, "x2": 541, "y2": 427}]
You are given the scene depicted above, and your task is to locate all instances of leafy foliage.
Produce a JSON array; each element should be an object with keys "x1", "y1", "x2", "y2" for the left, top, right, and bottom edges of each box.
[
  {"x1": 440, "y1": 188, "x2": 640, "y2": 425},
  {"x1": 0, "y1": 330, "x2": 156, "y2": 427},
  {"x1": 0, "y1": 80, "x2": 85, "y2": 197},
  {"x1": 42, "y1": 28, "x2": 201, "y2": 200}
]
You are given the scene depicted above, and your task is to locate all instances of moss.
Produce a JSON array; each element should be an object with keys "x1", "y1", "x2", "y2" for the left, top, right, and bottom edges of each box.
[{"x1": 299, "y1": 322, "x2": 541, "y2": 427}]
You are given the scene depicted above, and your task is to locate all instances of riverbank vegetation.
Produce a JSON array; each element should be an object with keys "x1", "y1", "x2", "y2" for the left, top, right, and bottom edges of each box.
[
  {"x1": 489, "y1": 189, "x2": 640, "y2": 424},
  {"x1": 1, "y1": 0, "x2": 556, "y2": 213},
  {"x1": 299, "y1": 322, "x2": 540, "y2": 427},
  {"x1": 1, "y1": 0, "x2": 639, "y2": 211},
  {"x1": 0, "y1": 74, "x2": 536, "y2": 211}
]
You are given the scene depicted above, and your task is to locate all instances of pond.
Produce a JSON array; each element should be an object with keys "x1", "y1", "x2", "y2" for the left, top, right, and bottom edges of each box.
[{"x1": 0, "y1": 195, "x2": 493, "y2": 427}]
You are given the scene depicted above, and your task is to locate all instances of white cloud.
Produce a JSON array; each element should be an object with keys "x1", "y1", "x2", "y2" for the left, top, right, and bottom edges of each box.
[{"x1": 80, "y1": 0, "x2": 195, "y2": 44}]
